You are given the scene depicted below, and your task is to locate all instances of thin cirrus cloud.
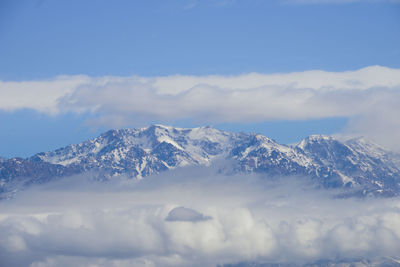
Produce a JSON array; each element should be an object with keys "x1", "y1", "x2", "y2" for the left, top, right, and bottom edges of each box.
[{"x1": 1, "y1": 65, "x2": 400, "y2": 149}]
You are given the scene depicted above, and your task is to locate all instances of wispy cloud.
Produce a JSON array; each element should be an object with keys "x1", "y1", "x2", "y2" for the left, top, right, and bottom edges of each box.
[{"x1": 1, "y1": 66, "x2": 400, "y2": 149}]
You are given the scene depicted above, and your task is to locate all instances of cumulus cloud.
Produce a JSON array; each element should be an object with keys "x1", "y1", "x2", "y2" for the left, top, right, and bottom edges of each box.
[
  {"x1": 1, "y1": 65, "x2": 400, "y2": 149},
  {"x1": 1, "y1": 168, "x2": 400, "y2": 266}
]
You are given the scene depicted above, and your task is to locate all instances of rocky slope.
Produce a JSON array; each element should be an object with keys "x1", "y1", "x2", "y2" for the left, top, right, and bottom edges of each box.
[{"x1": 1, "y1": 125, "x2": 399, "y2": 198}]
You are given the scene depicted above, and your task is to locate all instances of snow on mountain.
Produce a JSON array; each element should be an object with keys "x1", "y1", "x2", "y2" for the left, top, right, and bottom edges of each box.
[
  {"x1": 297, "y1": 135, "x2": 400, "y2": 194},
  {"x1": 32, "y1": 125, "x2": 239, "y2": 178},
  {"x1": 230, "y1": 133, "x2": 313, "y2": 176},
  {"x1": 1, "y1": 124, "x2": 400, "y2": 198}
]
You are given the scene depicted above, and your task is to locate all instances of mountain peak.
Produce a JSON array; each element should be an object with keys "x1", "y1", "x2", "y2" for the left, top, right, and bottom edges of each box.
[
  {"x1": 345, "y1": 136, "x2": 390, "y2": 159},
  {"x1": 1, "y1": 125, "x2": 400, "y2": 199},
  {"x1": 149, "y1": 124, "x2": 181, "y2": 130},
  {"x1": 297, "y1": 134, "x2": 336, "y2": 150},
  {"x1": 306, "y1": 134, "x2": 334, "y2": 141}
]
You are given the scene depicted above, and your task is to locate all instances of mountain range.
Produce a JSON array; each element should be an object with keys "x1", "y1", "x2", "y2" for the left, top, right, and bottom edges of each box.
[{"x1": 1, "y1": 124, "x2": 400, "y2": 199}]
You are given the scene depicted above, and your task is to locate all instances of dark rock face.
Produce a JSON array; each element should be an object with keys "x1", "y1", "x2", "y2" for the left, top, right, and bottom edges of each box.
[{"x1": 1, "y1": 125, "x2": 400, "y2": 199}]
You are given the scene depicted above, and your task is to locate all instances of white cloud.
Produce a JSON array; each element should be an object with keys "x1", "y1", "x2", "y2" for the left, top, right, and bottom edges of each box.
[
  {"x1": 0, "y1": 75, "x2": 91, "y2": 115},
  {"x1": 1, "y1": 170, "x2": 400, "y2": 266},
  {"x1": 1, "y1": 66, "x2": 400, "y2": 149}
]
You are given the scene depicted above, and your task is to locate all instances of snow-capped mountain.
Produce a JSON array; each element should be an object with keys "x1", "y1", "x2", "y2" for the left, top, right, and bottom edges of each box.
[
  {"x1": 296, "y1": 135, "x2": 400, "y2": 194},
  {"x1": 32, "y1": 125, "x2": 240, "y2": 178},
  {"x1": 1, "y1": 125, "x2": 400, "y2": 198}
]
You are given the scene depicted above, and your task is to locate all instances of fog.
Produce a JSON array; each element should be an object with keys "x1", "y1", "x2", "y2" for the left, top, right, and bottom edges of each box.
[{"x1": 1, "y1": 167, "x2": 400, "y2": 266}]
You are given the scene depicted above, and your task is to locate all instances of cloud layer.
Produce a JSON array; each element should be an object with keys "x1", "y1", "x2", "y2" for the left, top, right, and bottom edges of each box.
[
  {"x1": 1, "y1": 65, "x2": 400, "y2": 149},
  {"x1": 1, "y1": 169, "x2": 400, "y2": 266}
]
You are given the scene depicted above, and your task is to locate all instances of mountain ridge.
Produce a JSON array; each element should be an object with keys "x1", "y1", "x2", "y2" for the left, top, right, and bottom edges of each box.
[{"x1": 1, "y1": 124, "x2": 400, "y2": 199}]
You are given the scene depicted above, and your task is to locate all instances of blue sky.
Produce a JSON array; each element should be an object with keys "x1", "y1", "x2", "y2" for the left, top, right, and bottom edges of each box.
[{"x1": 0, "y1": 0, "x2": 400, "y2": 157}]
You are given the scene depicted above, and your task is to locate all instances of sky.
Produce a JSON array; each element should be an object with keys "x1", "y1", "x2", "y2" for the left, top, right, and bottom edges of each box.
[
  {"x1": 1, "y1": 0, "x2": 400, "y2": 157},
  {"x1": 1, "y1": 2, "x2": 400, "y2": 265}
]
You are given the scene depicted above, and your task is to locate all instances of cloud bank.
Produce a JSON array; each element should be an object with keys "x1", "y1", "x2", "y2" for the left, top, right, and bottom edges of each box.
[
  {"x1": 1, "y1": 169, "x2": 400, "y2": 266},
  {"x1": 1, "y1": 65, "x2": 400, "y2": 149}
]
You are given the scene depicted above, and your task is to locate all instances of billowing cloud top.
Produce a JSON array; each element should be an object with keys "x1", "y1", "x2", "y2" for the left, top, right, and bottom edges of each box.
[
  {"x1": 1, "y1": 65, "x2": 400, "y2": 149},
  {"x1": 1, "y1": 170, "x2": 400, "y2": 266}
]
